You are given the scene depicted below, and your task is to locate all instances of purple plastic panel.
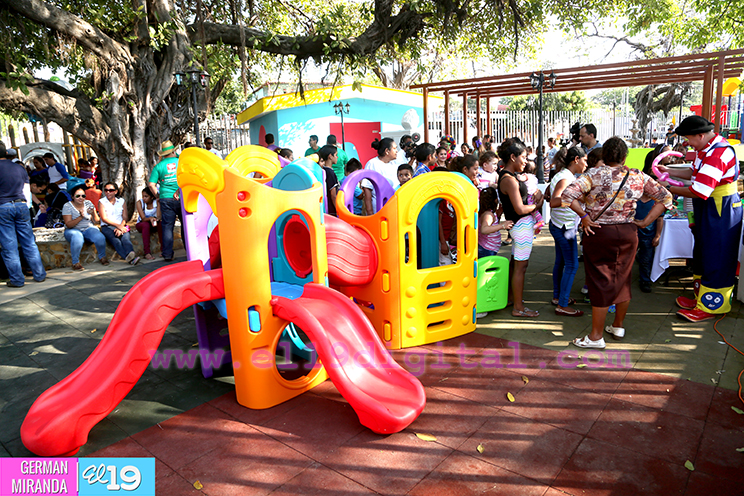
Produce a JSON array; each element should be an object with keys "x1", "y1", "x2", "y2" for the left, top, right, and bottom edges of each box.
[
  {"x1": 182, "y1": 193, "x2": 214, "y2": 270},
  {"x1": 181, "y1": 193, "x2": 231, "y2": 378},
  {"x1": 339, "y1": 169, "x2": 396, "y2": 213}
]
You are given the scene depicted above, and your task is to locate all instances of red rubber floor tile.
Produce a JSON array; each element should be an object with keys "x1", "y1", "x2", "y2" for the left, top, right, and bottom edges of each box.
[
  {"x1": 252, "y1": 394, "x2": 365, "y2": 460},
  {"x1": 155, "y1": 472, "x2": 203, "y2": 496},
  {"x1": 269, "y1": 462, "x2": 377, "y2": 495},
  {"x1": 500, "y1": 378, "x2": 611, "y2": 435},
  {"x1": 587, "y1": 398, "x2": 705, "y2": 465},
  {"x1": 552, "y1": 438, "x2": 688, "y2": 496},
  {"x1": 434, "y1": 360, "x2": 530, "y2": 409},
  {"x1": 407, "y1": 451, "x2": 550, "y2": 496},
  {"x1": 468, "y1": 340, "x2": 561, "y2": 375},
  {"x1": 131, "y1": 403, "x2": 260, "y2": 470},
  {"x1": 705, "y1": 386, "x2": 744, "y2": 430},
  {"x1": 406, "y1": 387, "x2": 497, "y2": 449},
  {"x1": 208, "y1": 390, "x2": 307, "y2": 426},
  {"x1": 684, "y1": 470, "x2": 743, "y2": 496},
  {"x1": 538, "y1": 350, "x2": 630, "y2": 396},
  {"x1": 177, "y1": 426, "x2": 314, "y2": 496},
  {"x1": 390, "y1": 346, "x2": 463, "y2": 387},
  {"x1": 88, "y1": 436, "x2": 173, "y2": 479},
  {"x1": 458, "y1": 409, "x2": 583, "y2": 485},
  {"x1": 613, "y1": 370, "x2": 715, "y2": 420},
  {"x1": 693, "y1": 421, "x2": 744, "y2": 483},
  {"x1": 318, "y1": 429, "x2": 454, "y2": 495}
]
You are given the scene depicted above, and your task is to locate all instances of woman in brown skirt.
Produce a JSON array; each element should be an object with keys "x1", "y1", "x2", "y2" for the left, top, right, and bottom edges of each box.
[{"x1": 562, "y1": 137, "x2": 673, "y2": 348}]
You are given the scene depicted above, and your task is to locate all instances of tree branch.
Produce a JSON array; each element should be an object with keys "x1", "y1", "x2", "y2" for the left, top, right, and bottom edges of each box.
[
  {"x1": 0, "y1": 78, "x2": 109, "y2": 146},
  {"x1": 0, "y1": 0, "x2": 133, "y2": 68},
  {"x1": 187, "y1": 5, "x2": 427, "y2": 59}
]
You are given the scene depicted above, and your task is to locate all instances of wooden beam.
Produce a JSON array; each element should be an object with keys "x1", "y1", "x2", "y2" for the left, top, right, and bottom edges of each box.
[
  {"x1": 423, "y1": 87, "x2": 429, "y2": 144},
  {"x1": 715, "y1": 56, "x2": 725, "y2": 132},
  {"x1": 411, "y1": 48, "x2": 744, "y2": 91},
  {"x1": 468, "y1": 69, "x2": 744, "y2": 99},
  {"x1": 462, "y1": 93, "x2": 468, "y2": 146},
  {"x1": 475, "y1": 94, "x2": 481, "y2": 138},
  {"x1": 702, "y1": 64, "x2": 714, "y2": 123},
  {"x1": 444, "y1": 90, "x2": 450, "y2": 137},
  {"x1": 486, "y1": 97, "x2": 492, "y2": 136}
]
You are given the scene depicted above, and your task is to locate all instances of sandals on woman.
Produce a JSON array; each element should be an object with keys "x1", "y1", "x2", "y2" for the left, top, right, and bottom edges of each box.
[
  {"x1": 551, "y1": 297, "x2": 577, "y2": 306},
  {"x1": 572, "y1": 336, "x2": 606, "y2": 349},
  {"x1": 555, "y1": 307, "x2": 584, "y2": 317},
  {"x1": 604, "y1": 325, "x2": 625, "y2": 339},
  {"x1": 512, "y1": 307, "x2": 539, "y2": 318}
]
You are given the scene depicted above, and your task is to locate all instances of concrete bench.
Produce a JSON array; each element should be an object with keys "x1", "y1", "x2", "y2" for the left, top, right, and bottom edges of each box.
[{"x1": 33, "y1": 224, "x2": 185, "y2": 269}]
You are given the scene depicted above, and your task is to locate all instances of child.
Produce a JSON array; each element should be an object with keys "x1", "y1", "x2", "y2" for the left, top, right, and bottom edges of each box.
[
  {"x1": 341, "y1": 158, "x2": 364, "y2": 215},
  {"x1": 521, "y1": 161, "x2": 544, "y2": 234},
  {"x1": 77, "y1": 158, "x2": 94, "y2": 179},
  {"x1": 636, "y1": 146, "x2": 667, "y2": 293},
  {"x1": 278, "y1": 148, "x2": 294, "y2": 162},
  {"x1": 450, "y1": 155, "x2": 479, "y2": 187},
  {"x1": 317, "y1": 145, "x2": 340, "y2": 217},
  {"x1": 397, "y1": 164, "x2": 413, "y2": 189},
  {"x1": 478, "y1": 186, "x2": 513, "y2": 258},
  {"x1": 477, "y1": 151, "x2": 499, "y2": 189},
  {"x1": 135, "y1": 187, "x2": 162, "y2": 260}
]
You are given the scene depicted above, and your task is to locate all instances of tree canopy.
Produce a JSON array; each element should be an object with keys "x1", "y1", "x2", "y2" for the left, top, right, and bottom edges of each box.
[{"x1": 0, "y1": 0, "x2": 740, "y2": 204}]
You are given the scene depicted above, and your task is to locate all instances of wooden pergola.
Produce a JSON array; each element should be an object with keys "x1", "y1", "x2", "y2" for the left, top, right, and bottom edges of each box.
[{"x1": 411, "y1": 49, "x2": 744, "y2": 145}]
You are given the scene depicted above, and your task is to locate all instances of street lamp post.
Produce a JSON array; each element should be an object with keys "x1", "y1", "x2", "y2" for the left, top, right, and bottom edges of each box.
[
  {"x1": 175, "y1": 69, "x2": 210, "y2": 148},
  {"x1": 333, "y1": 102, "x2": 351, "y2": 151},
  {"x1": 529, "y1": 71, "x2": 556, "y2": 183}
]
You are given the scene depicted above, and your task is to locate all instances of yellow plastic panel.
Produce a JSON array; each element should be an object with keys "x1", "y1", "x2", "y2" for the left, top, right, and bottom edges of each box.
[
  {"x1": 225, "y1": 145, "x2": 282, "y2": 179},
  {"x1": 177, "y1": 148, "x2": 226, "y2": 213},
  {"x1": 336, "y1": 172, "x2": 478, "y2": 349},
  {"x1": 216, "y1": 167, "x2": 329, "y2": 409},
  {"x1": 395, "y1": 172, "x2": 478, "y2": 348}
]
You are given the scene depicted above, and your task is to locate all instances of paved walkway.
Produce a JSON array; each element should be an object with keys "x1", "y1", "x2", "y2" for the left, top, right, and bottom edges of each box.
[{"x1": 1, "y1": 235, "x2": 743, "y2": 495}]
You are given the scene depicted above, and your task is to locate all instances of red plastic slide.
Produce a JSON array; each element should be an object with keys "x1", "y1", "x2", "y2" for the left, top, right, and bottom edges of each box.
[
  {"x1": 283, "y1": 214, "x2": 378, "y2": 287},
  {"x1": 271, "y1": 283, "x2": 425, "y2": 434},
  {"x1": 21, "y1": 260, "x2": 225, "y2": 457}
]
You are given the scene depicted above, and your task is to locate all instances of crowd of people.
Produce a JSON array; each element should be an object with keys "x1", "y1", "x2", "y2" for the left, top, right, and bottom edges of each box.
[
  {"x1": 2, "y1": 118, "x2": 741, "y2": 350},
  {"x1": 261, "y1": 116, "x2": 739, "y2": 348},
  {"x1": 0, "y1": 134, "x2": 211, "y2": 283}
]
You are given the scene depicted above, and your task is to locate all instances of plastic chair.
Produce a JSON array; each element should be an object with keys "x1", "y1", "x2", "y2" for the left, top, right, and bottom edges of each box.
[{"x1": 476, "y1": 256, "x2": 509, "y2": 312}]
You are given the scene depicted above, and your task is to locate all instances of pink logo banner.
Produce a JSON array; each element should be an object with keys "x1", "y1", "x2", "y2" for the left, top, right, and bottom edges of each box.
[{"x1": 0, "y1": 458, "x2": 77, "y2": 496}]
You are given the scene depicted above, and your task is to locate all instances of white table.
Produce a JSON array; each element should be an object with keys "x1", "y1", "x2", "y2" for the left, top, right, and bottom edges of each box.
[{"x1": 650, "y1": 217, "x2": 694, "y2": 282}]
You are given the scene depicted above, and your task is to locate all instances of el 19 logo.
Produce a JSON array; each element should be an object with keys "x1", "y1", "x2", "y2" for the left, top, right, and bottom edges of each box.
[{"x1": 78, "y1": 458, "x2": 155, "y2": 496}]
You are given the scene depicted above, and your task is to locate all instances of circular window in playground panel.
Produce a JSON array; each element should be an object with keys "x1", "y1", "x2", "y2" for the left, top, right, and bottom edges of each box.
[{"x1": 275, "y1": 322, "x2": 318, "y2": 382}]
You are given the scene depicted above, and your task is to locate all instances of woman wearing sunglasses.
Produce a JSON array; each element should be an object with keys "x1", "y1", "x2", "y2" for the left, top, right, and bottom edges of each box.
[
  {"x1": 98, "y1": 182, "x2": 140, "y2": 265},
  {"x1": 62, "y1": 184, "x2": 109, "y2": 270}
]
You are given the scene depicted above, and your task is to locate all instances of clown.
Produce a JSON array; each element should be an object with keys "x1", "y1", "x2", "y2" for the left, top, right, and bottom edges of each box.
[{"x1": 658, "y1": 115, "x2": 742, "y2": 322}]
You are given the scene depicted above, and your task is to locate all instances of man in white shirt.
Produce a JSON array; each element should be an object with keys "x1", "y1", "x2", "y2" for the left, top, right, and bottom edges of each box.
[
  {"x1": 395, "y1": 135, "x2": 415, "y2": 166},
  {"x1": 580, "y1": 124, "x2": 601, "y2": 153},
  {"x1": 204, "y1": 137, "x2": 222, "y2": 158}
]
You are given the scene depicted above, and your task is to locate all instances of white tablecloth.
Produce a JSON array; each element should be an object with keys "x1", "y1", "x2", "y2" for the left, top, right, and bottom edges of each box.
[{"x1": 650, "y1": 218, "x2": 694, "y2": 282}]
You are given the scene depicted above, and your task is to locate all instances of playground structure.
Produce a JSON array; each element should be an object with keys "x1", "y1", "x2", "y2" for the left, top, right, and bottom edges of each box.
[{"x1": 21, "y1": 145, "x2": 481, "y2": 457}]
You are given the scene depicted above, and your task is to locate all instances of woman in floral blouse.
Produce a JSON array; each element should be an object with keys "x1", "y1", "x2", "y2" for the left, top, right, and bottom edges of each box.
[{"x1": 562, "y1": 137, "x2": 673, "y2": 349}]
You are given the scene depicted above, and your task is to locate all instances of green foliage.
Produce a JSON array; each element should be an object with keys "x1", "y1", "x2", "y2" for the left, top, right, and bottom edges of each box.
[{"x1": 502, "y1": 91, "x2": 591, "y2": 112}]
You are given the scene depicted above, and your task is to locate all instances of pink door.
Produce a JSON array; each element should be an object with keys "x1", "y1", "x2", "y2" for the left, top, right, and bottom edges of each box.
[{"x1": 330, "y1": 122, "x2": 381, "y2": 165}]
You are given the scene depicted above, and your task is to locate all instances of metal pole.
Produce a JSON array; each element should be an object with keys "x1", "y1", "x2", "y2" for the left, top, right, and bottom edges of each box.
[
  {"x1": 340, "y1": 109, "x2": 346, "y2": 151},
  {"x1": 612, "y1": 102, "x2": 616, "y2": 136},
  {"x1": 192, "y1": 82, "x2": 201, "y2": 148},
  {"x1": 678, "y1": 88, "x2": 685, "y2": 144},
  {"x1": 536, "y1": 76, "x2": 545, "y2": 183}
]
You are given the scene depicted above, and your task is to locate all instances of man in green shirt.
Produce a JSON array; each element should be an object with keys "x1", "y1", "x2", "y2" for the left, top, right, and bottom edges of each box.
[
  {"x1": 327, "y1": 135, "x2": 348, "y2": 181},
  {"x1": 304, "y1": 135, "x2": 320, "y2": 157},
  {"x1": 148, "y1": 140, "x2": 180, "y2": 261}
]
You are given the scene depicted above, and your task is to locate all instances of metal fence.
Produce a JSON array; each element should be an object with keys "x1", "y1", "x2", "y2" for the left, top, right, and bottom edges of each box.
[
  {"x1": 193, "y1": 114, "x2": 250, "y2": 155},
  {"x1": 427, "y1": 108, "x2": 696, "y2": 147}
]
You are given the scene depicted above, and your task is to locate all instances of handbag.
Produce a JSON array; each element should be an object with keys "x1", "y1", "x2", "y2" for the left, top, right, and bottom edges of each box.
[{"x1": 592, "y1": 169, "x2": 631, "y2": 222}]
